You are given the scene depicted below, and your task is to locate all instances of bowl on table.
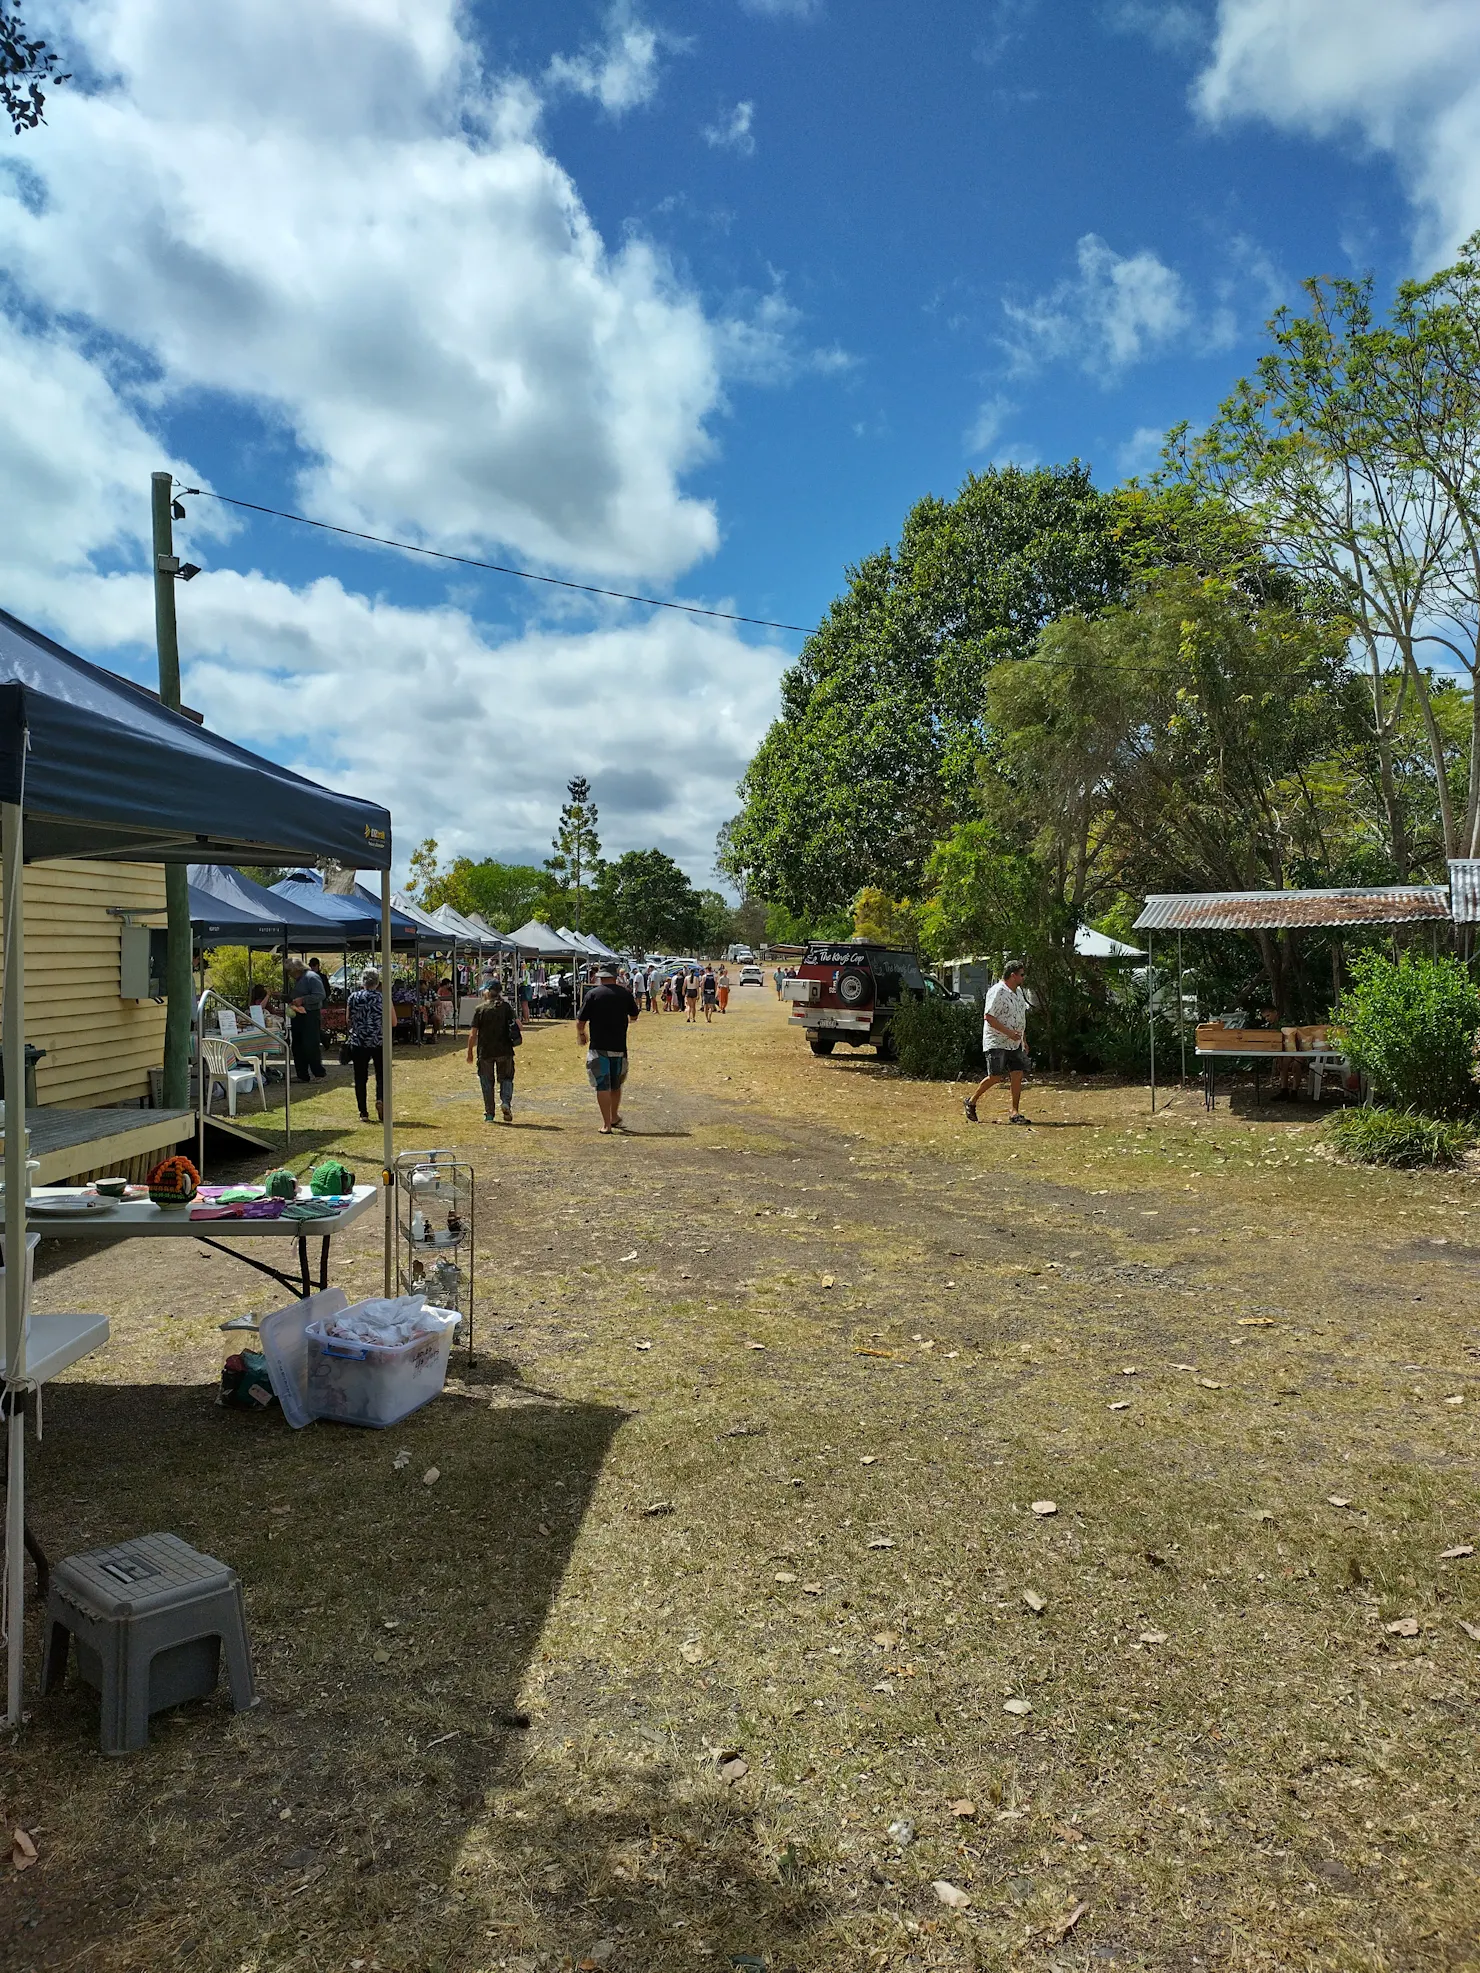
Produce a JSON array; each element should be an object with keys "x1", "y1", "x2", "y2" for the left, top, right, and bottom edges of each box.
[{"x1": 94, "y1": 1177, "x2": 128, "y2": 1199}]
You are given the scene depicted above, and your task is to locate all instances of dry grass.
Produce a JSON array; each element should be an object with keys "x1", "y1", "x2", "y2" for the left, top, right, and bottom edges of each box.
[{"x1": 3, "y1": 992, "x2": 1480, "y2": 1972}]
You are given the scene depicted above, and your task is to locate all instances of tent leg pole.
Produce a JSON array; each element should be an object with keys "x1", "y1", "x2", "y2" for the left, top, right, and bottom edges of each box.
[
  {"x1": 1148, "y1": 934, "x2": 1156, "y2": 1115},
  {"x1": 282, "y1": 948, "x2": 291, "y2": 1156},
  {"x1": 195, "y1": 984, "x2": 205, "y2": 1179},
  {"x1": 3, "y1": 798, "x2": 27, "y2": 1727},
  {"x1": 1177, "y1": 930, "x2": 1186, "y2": 1086},
  {"x1": 381, "y1": 872, "x2": 394, "y2": 1296}
]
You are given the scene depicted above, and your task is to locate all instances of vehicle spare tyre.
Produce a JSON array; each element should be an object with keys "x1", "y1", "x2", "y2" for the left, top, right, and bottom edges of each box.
[
  {"x1": 837, "y1": 967, "x2": 872, "y2": 1006},
  {"x1": 809, "y1": 1034, "x2": 837, "y2": 1055}
]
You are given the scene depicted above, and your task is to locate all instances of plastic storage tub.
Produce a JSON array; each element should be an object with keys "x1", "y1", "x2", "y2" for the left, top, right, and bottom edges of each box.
[{"x1": 259, "y1": 1288, "x2": 459, "y2": 1429}]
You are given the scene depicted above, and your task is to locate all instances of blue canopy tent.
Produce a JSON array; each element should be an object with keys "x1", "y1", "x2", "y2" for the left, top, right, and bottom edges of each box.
[
  {"x1": 190, "y1": 862, "x2": 343, "y2": 942},
  {"x1": 0, "y1": 606, "x2": 392, "y2": 1724},
  {"x1": 270, "y1": 869, "x2": 419, "y2": 944}
]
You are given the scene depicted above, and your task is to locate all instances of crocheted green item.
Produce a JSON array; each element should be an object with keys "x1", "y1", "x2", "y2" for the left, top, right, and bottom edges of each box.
[
  {"x1": 310, "y1": 1159, "x2": 355, "y2": 1196},
  {"x1": 281, "y1": 1197, "x2": 341, "y2": 1222},
  {"x1": 264, "y1": 1168, "x2": 299, "y2": 1200}
]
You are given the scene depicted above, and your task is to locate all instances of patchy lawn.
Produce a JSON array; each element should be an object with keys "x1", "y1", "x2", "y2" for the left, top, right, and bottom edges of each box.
[{"x1": 4, "y1": 990, "x2": 1479, "y2": 1972}]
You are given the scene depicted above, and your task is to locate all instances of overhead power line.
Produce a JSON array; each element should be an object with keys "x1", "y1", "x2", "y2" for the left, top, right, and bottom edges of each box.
[{"x1": 176, "y1": 486, "x2": 815, "y2": 635}]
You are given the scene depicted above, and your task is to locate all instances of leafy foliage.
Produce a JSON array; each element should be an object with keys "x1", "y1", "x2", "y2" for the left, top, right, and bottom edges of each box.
[
  {"x1": 2, "y1": 6, "x2": 67, "y2": 134},
  {"x1": 588, "y1": 850, "x2": 703, "y2": 953},
  {"x1": 1327, "y1": 1106, "x2": 1471, "y2": 1169},
  {"x1": 416, "y1": 848, "x2": 548, "y2": 931},
  {"x1": 852, "y1": 889, "x2": 922, "y2": 950},
  {"x1": 722, "y1": 464, "x2": 1129, "y2": 915},
  {"x1": 204, "y1": 947, "x2": 284, "y2": 1012},
  {"x1": 890, "y1": 991, "x2": 981, "y2": 1081},
  {"x1": 1334, "y1": 951, "x2": 1480, "y2": 1119}
]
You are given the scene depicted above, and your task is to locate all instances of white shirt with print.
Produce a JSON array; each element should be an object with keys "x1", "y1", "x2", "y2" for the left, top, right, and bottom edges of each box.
[{"x1": 983, "y1": 979, "x2": 1029, "y2": 1048}]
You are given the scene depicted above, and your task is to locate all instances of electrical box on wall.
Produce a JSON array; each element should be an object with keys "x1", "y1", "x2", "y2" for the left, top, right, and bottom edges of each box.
[{"x1": 120, "y1": 925, "x2": 168, "y2": 1000}]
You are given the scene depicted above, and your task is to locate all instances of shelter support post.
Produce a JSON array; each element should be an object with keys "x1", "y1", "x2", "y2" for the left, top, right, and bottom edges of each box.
[
  {"x1": 1177, "y1": 930, "x2": 1186, "y2": 1085},
  {"x1": 152, "y1": 475, "x2": 193, "y2": 1110},
  {"x1": 381, "y1": 871, "x2": 394, "y2": 1296},
  {"x1": 1148, "y1": 933, "x2": 1156, "y2": 1115},
  {"x1": 3, "y1": 799, "x2": 26, "y2": 1726}
]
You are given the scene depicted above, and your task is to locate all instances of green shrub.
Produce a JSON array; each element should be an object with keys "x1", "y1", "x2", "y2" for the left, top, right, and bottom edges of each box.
[
  {"x1": 1328, "y1": 1106, "x2": 1471, "y2": 1168},
  {"x1": 1335, "y1": 951, "x2": 1480, "y2": 1119},
  {"x1": 891, "y1": 991, "x2": 982, "y2": 1080},
  {"x1": 204, "y1": 946, "x2": 284, "y2": 1011}
]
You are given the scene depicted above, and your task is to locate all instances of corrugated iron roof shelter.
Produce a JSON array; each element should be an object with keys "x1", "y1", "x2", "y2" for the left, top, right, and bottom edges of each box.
[
  {"x1": 1448, "y1": 861, "x2": 1480, "y2": 924},
  {"x1": 1134, "y1": 886, "x2": 1449, "y2": 933}
]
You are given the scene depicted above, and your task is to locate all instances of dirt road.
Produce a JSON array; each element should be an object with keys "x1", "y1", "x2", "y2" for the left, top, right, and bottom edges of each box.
[{"x1": 5, "y1": 987, "x2": 1479, "y2": 1971}]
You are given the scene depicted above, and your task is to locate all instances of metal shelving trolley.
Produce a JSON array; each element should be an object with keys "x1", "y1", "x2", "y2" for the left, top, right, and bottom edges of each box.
[{"x1": 393, "y1": 1149, "x2": 476, "y2": 1360}]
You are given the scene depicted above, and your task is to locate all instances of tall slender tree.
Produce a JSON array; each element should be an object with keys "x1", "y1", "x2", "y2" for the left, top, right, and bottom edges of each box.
[{"x1": 545, "y1": 777, "x2": 601, "y2": 931}]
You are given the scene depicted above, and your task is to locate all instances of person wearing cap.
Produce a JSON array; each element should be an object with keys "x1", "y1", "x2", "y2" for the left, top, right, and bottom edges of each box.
[
  {"x1": 576, "y1": 960, "x2": 640, "y2": 1133},
  {"x1": 467, "y1": 979, "x2": 521, "y2": 1123},
  {"x1": 964, "y1": 958, "x2": 1032, "y2": 1125}
]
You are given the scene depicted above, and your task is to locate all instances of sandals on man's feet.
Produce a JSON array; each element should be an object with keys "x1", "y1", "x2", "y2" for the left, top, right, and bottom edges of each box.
[{"x1": 963, "y1": 1098, "x2": 978, "y2": 1123}]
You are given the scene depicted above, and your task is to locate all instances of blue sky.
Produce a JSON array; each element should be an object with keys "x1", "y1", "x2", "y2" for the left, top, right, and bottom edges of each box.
[{"x1": 2, "y1": 1, "x2": 1477, "y2": 883}]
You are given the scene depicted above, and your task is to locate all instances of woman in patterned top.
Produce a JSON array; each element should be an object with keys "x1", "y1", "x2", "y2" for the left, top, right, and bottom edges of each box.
[{"x1": 346, "y1": 967, "x2": 384, "y2": 1122}]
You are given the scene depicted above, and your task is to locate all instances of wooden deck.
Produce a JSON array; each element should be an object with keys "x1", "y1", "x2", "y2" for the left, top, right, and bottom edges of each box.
[{"x1": 22, "y1": 1104, "x2": 196, "y2": 1185}]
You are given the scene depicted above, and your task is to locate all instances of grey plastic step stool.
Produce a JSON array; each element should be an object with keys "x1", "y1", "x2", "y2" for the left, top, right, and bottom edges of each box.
[{"x1": 40, "y1": 1532, "x2": 257, "y2": 1753}]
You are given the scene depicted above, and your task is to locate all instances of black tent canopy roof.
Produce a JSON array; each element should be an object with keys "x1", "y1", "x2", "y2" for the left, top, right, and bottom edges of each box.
[{"x1": 0, "y1": 609, "x2": 390, "y2": 867}]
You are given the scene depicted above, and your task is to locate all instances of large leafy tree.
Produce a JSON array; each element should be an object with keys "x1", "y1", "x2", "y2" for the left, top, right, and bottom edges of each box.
[
  {"x1": 588, "y1": 849, "x2": 703, "y2": 953},
  {"x1": 417, "y1": 850, "x2": 548, "y2": 931},
  {"x1": 722, "y1": 463, "x2": 1129, "y2": 916}
]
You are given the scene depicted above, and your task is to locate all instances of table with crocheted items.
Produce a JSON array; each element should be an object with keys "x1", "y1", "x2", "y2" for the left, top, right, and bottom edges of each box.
[{"x1": 23, "y1": 1181, "x2": 380, "y2": 1300}]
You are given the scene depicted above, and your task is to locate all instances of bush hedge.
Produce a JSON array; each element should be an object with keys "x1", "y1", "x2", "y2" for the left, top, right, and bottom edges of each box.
[
  {"x1": 1327, "y1": 1106, "x2": 1471, "y2": 1169},
  {"x1": 1335, "y1": 951, "x2": 1480, "y2": 1119},
  {"x1": 891, "y1": 991, "x2": 982, "y2": 1080}
]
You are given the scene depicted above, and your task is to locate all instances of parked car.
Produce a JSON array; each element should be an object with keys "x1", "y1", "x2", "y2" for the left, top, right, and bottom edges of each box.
[
  {"x1": 780, "y1": 940, "x2": 938, "y2": 1058},
  {"x1": 738, "y1": 963, "x2": 764, "y2": 986}
]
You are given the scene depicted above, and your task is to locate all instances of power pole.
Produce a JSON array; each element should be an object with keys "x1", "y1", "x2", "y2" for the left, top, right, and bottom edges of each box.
[{"x1": 152, "y1": 472, "x2": 194, "y2": 1111}]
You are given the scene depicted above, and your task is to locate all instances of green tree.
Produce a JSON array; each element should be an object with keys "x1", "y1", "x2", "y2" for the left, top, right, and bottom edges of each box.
[
  {"x1": 587, "y1": 849, "x2": 703, "y2": 953},
  {"x1": 722, "y1": 464, "x2": 1129, "y2": 915},
  {"x1": 423, "y1": 858, "x2": 548, "y2": 932},
  {"x1": 406, "y1": 837, "x2": 441, "y2": 902},
  {"x1": 980, "y1": 569, "x2": 1351, "y2": 1014},
  {"x1": 1336, "y1": 951, "x2": 1480, "y2": 1119},
  {"x1": 544, "y1": 776, "x2": 601, "y2": 930},
  {"x1": 852, "y1": 888, "x2": 922, "y2": 950},
  {"x1": 695, "y1": 890, "x2": 734, "y2": 957}
]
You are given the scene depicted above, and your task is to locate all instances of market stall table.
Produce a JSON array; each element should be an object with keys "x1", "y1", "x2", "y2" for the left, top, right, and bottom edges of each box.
[
  {"x1": 1196, "y1": 1046, "x2": 1351, "y2": 1112},
  {"x1": 23, "y1": 1184, "x2": 380, "y2": 1301}
]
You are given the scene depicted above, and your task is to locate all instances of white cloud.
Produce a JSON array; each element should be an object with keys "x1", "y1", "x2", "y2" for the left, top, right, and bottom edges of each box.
[
  {"x1": 704, "y1": 100, "x2": 756, "y2": 155},
  {"x1": 717, "y1": 287, "x2": 855, "y2": 385},
  {"x1": 1195, "y1": 0, "x2": 1480, "y2": 261},
  {"x1": 965, "y1": 394, "x2": 1015, "y2": 455},
  {"x1": 3, "y1": 0, "x2": 718, "y2": 582},
  {"x1": 1002, "y1": 234, "x2": 1194, "y2": 379},
  {"x1": 1116, "y1": 424, "x2": 1168, "y2": 475},
  {"x1": 1104, "y1": 1, "x2": 1207, "y2": 56},
  {"x1": 546, "y1": 3, "x2": 667, "y2": 118},
  {"x1": 0, "y1": 0, "x2": 818, "y2": 877}
]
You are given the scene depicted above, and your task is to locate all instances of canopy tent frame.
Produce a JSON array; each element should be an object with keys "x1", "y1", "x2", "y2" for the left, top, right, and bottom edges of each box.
[{"x1": 0, "y1": 610, "x2": 392, "y2": 1727}]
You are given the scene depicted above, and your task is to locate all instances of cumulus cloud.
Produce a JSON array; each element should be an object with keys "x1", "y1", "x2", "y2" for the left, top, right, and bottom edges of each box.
[
  {"x1": 1002, "y1": 234, "x2": 1194, "y2": 379},
  {"x1": 704, "y1": 100, "x2": 756, "y2": 155},
  {"x1": 546, "y1": 3, "x2": 668, "y2": 118},
  {"x1": 3, "y1": 0, "x2": 718, "y2": 582},
  {"x1": 0, "y1": 0, "x2": 816, "y2": 876},
  {"x1": 1195, "y1": 0, "x2": 1480, "y2": 260}
]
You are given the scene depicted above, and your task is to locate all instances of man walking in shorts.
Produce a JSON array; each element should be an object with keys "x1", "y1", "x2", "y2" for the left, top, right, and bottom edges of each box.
[
  {"x1": 964, "y1": 958, "x2": 1032, "y2": 1125},
  {"x1": 577, "y1": 961, "x2": 640, "y2": 1134}
]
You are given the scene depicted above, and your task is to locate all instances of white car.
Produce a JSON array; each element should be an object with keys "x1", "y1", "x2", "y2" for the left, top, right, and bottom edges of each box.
[{"x1": 739, "y1": 964, "x2": 764, "y2": 986}]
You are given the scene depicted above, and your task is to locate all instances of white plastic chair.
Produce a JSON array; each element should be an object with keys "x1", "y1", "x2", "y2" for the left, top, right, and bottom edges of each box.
[{"x1": 201, "y1": 1038, "x2": 266, "y2": 1117}]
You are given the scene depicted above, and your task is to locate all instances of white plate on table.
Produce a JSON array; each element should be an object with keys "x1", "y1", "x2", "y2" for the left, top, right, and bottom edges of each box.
[{"x1": 27, "y1": 1192, "x2": 119, "y2": 1217}]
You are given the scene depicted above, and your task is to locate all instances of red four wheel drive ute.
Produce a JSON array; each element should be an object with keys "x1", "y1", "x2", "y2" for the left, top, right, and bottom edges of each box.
[{"x1": 781, "y1": 941, "x2": 937, "y2": 1058}]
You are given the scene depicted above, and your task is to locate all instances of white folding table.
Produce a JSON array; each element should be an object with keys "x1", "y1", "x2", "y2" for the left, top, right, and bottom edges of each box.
[{"x1": 23, "y1": 1184, "x2": 381, "y2": 1301}]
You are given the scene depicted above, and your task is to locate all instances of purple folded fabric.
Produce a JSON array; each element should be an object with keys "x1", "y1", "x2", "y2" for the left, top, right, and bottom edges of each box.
[
  {"x1": 189, "y1": 1204, "x2": 244, "y2": 1220},
  {"x1": 241, "y1": 1198, "x2": 287, "y2": 1219}
]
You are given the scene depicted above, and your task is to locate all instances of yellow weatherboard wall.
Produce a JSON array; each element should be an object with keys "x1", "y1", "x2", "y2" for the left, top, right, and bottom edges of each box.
[{"x1": 0, "y1": 861, "x2": 167, "y2": 1107}]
